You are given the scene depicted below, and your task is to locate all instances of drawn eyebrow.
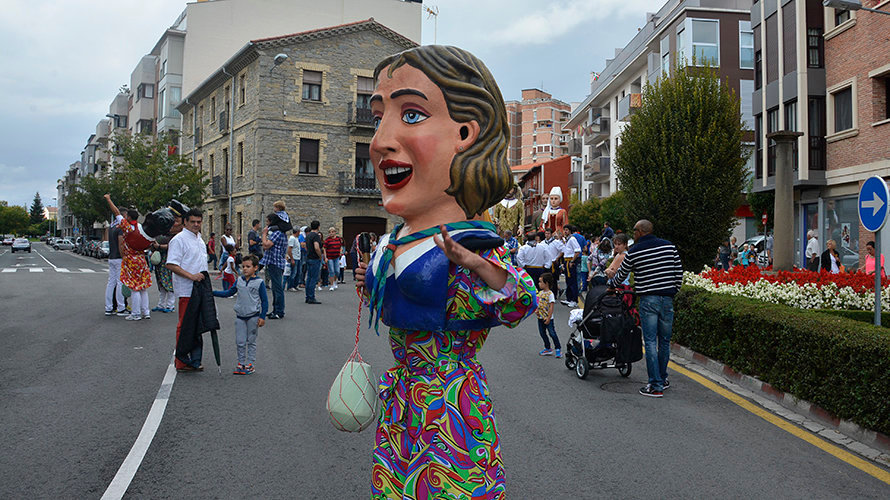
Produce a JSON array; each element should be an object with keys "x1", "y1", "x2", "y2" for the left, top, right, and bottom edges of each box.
[
  {"x1": 390, "y1": 89, "x2": 428, "y2": 100},
  {"x1": 370, "y1": 94, "x2": 383, "y2": 104}
]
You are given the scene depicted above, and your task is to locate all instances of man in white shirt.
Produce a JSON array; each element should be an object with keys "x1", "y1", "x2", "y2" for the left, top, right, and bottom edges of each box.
[
  {"x1": 805, "y1": 230, "x2": 820, "y2": 272},
  {"x1": 166, "y1": 208, "x2": 208, "y2": 372},
  {"x1": 286, "y1": 228, "x2": 301, "y2": 291},
  {"x1": 560, "y1": 225, "x2": 582, "y2": 307},
  {"x1": 544, "y1": 228, "x2": 565, "y2": 298},
  {"x1": 517, "y1": 231, "x2": 548, "y2": 290}
]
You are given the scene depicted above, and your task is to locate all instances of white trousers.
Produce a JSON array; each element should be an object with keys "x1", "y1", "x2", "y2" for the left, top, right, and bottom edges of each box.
[
  {"x1": 157, "y1": 289, "x2": 175, "y2": 309},
  {"x1": 129, "y1": 289, "x2": 150, "y2": 317},
  {"x1": 105, "y1": 259, "x2": 124, "y2": 312}
]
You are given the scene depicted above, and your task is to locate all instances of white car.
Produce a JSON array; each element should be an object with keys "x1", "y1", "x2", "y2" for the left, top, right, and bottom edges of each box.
[
  {"x1": 11, "y1": 238, "x2": 31, "y2": 253},
  {"x1": 54, "y1": 239, "x2": 74, "y2": 251}
]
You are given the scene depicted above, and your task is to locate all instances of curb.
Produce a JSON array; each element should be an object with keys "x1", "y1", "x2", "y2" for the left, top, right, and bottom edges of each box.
[{"x1": 670, "y1": 342, "x2": 890, "y2": 466}]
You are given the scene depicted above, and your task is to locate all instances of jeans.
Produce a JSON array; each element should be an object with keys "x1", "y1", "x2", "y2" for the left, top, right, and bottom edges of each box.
[
  {"x1": 207, "y1": 252, "x2": 217, "y2": 269},
  {"x1": 265, "y1": 265, "x2": 285, "y2": 317},
  {"x1": 287, "y1": 260, "x2": 301, "y2": 289},
  {"x1": 305, "y1": 259, "x2": 322, "y2": 301},
  {"x1": 106, "y1": 258, "x2": 124, "y2": 312},
  {"x1": 537, "y1": 318, "x2": 560, "y2": 350},
  {"x1": 219, "y1": 250, "x2": 228, "y2": 271},
  {"x1": 327, "y1": 259, "x2": 340, "y2": 285},
  {"x1": 639, "y1": 295, "x2": 675, "y2": 391}
]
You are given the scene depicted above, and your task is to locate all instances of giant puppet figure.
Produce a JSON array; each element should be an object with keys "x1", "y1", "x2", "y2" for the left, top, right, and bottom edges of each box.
[
  {"x1": 356, "y1": 46, "x2": 537, "y2": 499},
  {"x1": 540, "y1": 186, "x2": 568, "y2": 233},
  {"x1": 492, "y1": 184, "x2": 524, "y2": 241}
]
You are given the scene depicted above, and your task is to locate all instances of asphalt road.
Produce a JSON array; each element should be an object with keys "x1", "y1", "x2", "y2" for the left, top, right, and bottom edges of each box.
[{"x1": 1, "y1": 243, "x2": 888, "y2": 498}]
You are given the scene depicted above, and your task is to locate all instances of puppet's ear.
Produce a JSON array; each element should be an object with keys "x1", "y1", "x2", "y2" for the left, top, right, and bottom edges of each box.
[{"x1": 456, "y1": 120, "x2": 480, "y2": 153}]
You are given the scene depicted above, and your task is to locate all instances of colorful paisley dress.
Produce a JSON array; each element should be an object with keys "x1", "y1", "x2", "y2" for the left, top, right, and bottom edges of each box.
[
  {"x1": 367, "y1": 224, "x2": 537, "y2": 499},
  {"x1": 118, "y1": 220, "x2": 152, "y2": 291}
]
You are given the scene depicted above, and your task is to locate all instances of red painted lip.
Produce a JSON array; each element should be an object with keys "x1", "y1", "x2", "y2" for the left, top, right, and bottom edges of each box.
[{"x1": 379, "y1": 159, "x2": 414, "y2": 190}]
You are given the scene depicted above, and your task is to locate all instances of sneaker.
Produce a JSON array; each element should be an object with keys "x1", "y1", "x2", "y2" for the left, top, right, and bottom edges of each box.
[
  {"x1": 105, "y1": 310, "x2": 114, "y2": 316},
  {"x1": 267, "y1": 313, "x2": 281, "y2": 320},
  {"x1": 143, "y1": 314, "x2": 151, "y2": 320},
  {"x1": 233, "y1": 364, "x2": 247, "y2": 375},
  {"x1": 116, "y1": 310, "x2": 130, "y2": 316},
  {"x1": 151, "y1": 306, "x2": 162, "y2": 312},
  {"x1": 329, "y1": 286, "x2": 335, "y2": 291},
  {"x1": 124, "y1": 314, "x2": 142, "y2": 321},
  {"x1": 244, "y1": 363, "x2": 255, "y2": 374},
  {"x1": 195, "y1": 365, "x2": 204, "y2": 371},
  {"x1": 555, "y1": 348, "x2": 562, "y2": 358},
  {"x1": 566, "y1": 301, "x2": 577, "y2": 308},
  {"x1": 333, "y1": 284, "x2": 338, "y2": 290},
  {"x1": 306, "y1": 299, "x2": 321, "y2": 304},
  {"x1": 639, "y1": 385, "x2": 664, "y2": 398},
  {"x1": 663, "y1": 379, "x2": 670, "y2": 390},
  {"x1": 162, "y1": 307, "x2": 174, "y2": 313},
  {"x1": 176, "y1": 365, "x2": 196, "y2": 373},
  {"x1": 560, "y1": 300, "x2": 570, "y2": 306},
  {"x1": 539, "y1": 349, "x2": 554, "y2": 356}
]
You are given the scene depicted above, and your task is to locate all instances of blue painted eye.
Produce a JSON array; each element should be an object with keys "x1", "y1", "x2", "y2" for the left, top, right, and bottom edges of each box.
[
  {"x1": 373, "y1": 116, "x2": 381, "y2": 130},
  {"x1": 401, "y1": 110, "x2": 428, "y2": 124}
]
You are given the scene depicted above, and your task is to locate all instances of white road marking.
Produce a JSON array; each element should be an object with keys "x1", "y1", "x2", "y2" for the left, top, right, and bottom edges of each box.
[
  {"x1": 101, "y1": 355, "x2": 178, "y2": 500},
  {"x1": 34, "y1": 250, "x2": 58, "y2": 269},
  {"x1": 56, "y1": 268, "x2": 70, "y2": 273},
  {"x1": 29, "y1": 268, "x2": 44, "y2": 273},
  {"x1": 1, "y1": 268, "x2": 15, "y2": 273},
  {"x1": 79, "y1": 268, "x2": 96, "y2": 273}
]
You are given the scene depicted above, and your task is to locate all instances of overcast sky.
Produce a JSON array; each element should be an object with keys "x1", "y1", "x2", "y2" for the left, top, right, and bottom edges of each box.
[{"x1": 0, "y1": 0, "x2": 651, "y2": 208}]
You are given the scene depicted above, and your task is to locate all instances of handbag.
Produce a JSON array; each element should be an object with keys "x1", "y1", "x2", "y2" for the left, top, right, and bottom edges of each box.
[
  {"x1": 149, "y1": 250, "x2": 162, "y2": 266},
  {"x1": 326, "y1": 291, "x2": 378, "y2": 432}
]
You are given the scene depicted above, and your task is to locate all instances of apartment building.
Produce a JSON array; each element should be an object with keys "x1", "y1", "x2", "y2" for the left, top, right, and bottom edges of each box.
[
  {"x1": 752, "y1": 0, "x2": 890, "y2": 268},
  {"x1": 504, "y1": 89, "x2": 574, "y2": 166},
  {"x1": 177, "y1": 20, "x2": 415, "y2": 246},
  {"x1": 152, "y1": 15, "x2": 187, "y2": 139},
  {"x1": 129, "y1": 56, "x2": 158, "y2": 137},
  {"x1": 566, "y1": 0, "x2": 754, "y2": 207},
  {"x1": 57, "y1": 162, "x2": 80, "y2": 238}
]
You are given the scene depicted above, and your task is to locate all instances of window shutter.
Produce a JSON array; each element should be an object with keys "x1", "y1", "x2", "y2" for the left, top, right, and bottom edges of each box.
[
  {"x1": 356, "y1": 143, "x2": 370, "y2": 159},
  {"x1": 357, "y1": 76, "x2": 375, "y2": 93},
  {"x1": 303, "y1": 70, "x2": 322, "y2": 84},
  {"x1": 300, "y1": 139, "x2": 319, "y2": 162}
]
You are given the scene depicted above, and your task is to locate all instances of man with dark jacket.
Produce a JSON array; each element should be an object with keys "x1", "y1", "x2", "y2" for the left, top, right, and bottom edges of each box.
[
  {"x1": 607, "y1": 220, "x2": 683, "y2": 398},
  {"x1": 166, "y1": 208, "x2": 209, "y2": 372}
]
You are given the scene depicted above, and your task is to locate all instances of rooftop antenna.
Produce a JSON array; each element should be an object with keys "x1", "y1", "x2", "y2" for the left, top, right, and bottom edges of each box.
[{"x1": 425, "y1": 5, "x2": 439, "y2": 44}]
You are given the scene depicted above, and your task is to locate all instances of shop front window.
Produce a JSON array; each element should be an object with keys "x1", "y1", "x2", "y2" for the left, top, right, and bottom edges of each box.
[{"x1": 825, "y1": 197, "x2": 860, "y2": 271}]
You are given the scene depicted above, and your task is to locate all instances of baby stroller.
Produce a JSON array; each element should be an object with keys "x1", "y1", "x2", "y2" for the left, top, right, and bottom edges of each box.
[{"x1": 564, "y1": 283, "x2": 643, "y2": 379}]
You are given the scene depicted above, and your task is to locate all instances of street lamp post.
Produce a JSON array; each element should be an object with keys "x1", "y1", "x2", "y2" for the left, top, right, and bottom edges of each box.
[{"x1": 822, "y1": 0, "x2": 890, "y2": 15}]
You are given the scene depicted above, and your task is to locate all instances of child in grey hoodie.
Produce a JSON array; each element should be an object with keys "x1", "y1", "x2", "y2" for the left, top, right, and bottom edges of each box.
[{"x1": 213, "y1": 255, "x2": 268, "y2": 374}]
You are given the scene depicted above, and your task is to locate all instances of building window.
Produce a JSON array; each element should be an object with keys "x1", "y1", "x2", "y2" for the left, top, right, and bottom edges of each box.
[
  {"x1": 197, "y1": 158, "x2": 203, "y2": 173},
  {"x1": 222, "y1": 148, "x2": 228, "y2": 181},
  {"x1": 884, "y1": 76, "x2": 890, "y2": 121},
  {"x1": 835, "y1": 9, "x2": 851, "y2": 26},
  {"x1": 136, "y1": 83, "x2": 154, "y2": 100},
  {"x1": 807, "y1": 28, "x2": 824, "y2": 68},
  {"x1": 209, "y1": 154, "x2": 215, "y2": 177},
  {"x1": 767, "y1": 107, "x2": 778, "y2": 176},
  {"x1": 357, "y1": 76, "x2": 374, "y2": 109},
  {"x1": 199, "y1": 105, "x2": 204, "y2": 126},
  {"x1": 210, "y1": 97, "x2": 216, "y2": 123},
  {"x1": 739, "y1": 21, "x2": 754, "y2": 69},
  {"x1": 137, "y1": 119, "x2": 153, "y2": 135},
  {"x1": 161, "y1": 60, "x2": 166, "y2": 78},
  {"x1": 660, "y1": 36, "x2": 670, "y2": 76},
  {"x1": 302, "y1": 71, "x2": 322, "y2": 101},
  {"x1": 808, "y1": 97, "x2": 826, "y2": 170},
  {"x1": 678, "y1": 18, "x2": 720, "y2": 66},
  {"x1": 754, "y1": 114, "x2": 762, "y2": 179},
  {"x1": 677, "y1": 26, "x2": 686, "y2": 65},
  {"x1": 754, "y1": 51, "x2": 762, "y2": 90},
  {"x1": 159, "y1": 89, "x2": 165, "y2": 118},
  {"x1": 239, "y1": 73, "x2": 247, "y2": 106},
  {"x1": 169, "y1": 86, "x2": 181, "y2": 118},
  {"x1": 784, "y1": 100, "x2": 797, "y2": 132},
  {"x1": 299, "y1": 139, "x2": 319, "y2": 174},
  {"x1": 831, "y1": 86, "x2": 854, "y2": 133},
  {"x1": 237, "y1": 141, "x2": 244, "y2": 175},
  {"x1": 355, "y1": 143, "x2": 374, "y2": 189}
]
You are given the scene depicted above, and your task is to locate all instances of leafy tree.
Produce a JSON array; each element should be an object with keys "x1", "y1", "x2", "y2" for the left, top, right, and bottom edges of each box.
[
  {"x1": 746, "y1": 187, "x2": 774, "y2": 233},
  {"x1": 66, "y1": 132, "x2": 208, "y2": 225},
  {"x1": 30, "y1": 192, "x2": 45, "y2": 225},
  {"x1": 568, "y1": 197, "x2": 602, "y2": 235},
  {"x1": 600, "y1": 191, "x2": 633, "y2": 235},
  {"x1": 615, "y1": 62, "x2": 748, "y2": 271},
  {"x1": 0, "y1": 205, "x2": 30, "y2": 234}
]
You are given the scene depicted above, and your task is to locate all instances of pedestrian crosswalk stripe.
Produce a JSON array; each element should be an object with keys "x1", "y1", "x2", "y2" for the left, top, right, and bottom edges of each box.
[
  {"x1": 57, "y1": 268, "x2": 70, "y2": 272},
  {"x1": 30, "y1": 268, "x2": 44, "y2": 273},
  {"x1": 0, "y1": 267, "x2": 102, "y2": 274},
  {"x1": 1, "y1": 268, "x2": 15, "y2": 273},
  {"x1": 80, "y1": 268, "x2": 96, "y2": 273}
]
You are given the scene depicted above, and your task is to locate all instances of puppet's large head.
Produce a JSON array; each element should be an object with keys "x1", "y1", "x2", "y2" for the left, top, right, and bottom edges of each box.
[
  {"x1": 548, "y1": 186, "x2": 563, "y2": 208},
  {"x1": 372, "y1": 45, "x2": 511, "y2": 220}
]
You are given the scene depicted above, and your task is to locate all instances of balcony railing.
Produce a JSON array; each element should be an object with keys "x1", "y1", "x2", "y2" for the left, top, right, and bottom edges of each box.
[
  {"x1": 566, "y1": 138, "x2": 582, "y2": 156},
  {"x1": 809, "y1": 136, "x2": 825, "y2": 171},
  {"x1": 588, "y1": 156, "x2": 611, "y2": 181},
  {"x1": 617, "y1": 93, "x2": 643, "y2": 121},
  {"x1": 211, "y1": 175, "x2": 227, "y2": 197},
  {"x1": 338, "y1": 171, "x2": 380, "y2": 197},
  {"x1": 347, "y1": 102, "x2": 375, "y2": 128}
]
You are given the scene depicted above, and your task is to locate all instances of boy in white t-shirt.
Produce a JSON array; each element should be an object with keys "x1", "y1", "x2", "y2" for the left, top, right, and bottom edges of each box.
[
  {"x1": 286, "y1": 228, "x2": 301, "y2": 291},
  {"x1": 222, "y1": 244, "x2": 237, "y2": 290}
]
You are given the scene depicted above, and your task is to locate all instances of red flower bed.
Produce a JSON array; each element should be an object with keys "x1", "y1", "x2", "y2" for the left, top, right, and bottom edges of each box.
[{"x1": 701, "y1": 266, "x2": 880, "y2": 294}]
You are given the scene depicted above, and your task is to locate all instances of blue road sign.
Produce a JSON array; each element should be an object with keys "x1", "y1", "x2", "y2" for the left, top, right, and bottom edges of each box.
[{"x1": 858, "y1": 176, "x2": 890, "y2": 233}]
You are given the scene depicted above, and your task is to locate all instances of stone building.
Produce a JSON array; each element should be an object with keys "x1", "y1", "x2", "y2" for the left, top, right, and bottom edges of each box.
[{"x1": 177, "y1": 19, "x2": 416, "y2": 248}]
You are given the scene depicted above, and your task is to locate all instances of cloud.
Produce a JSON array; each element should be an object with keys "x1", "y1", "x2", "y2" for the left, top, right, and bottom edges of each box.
[
  {"x1": 0, "y1": 163, "x2": 59, "y2": 207},
  {"x1": 480, "y1": 0, "x2": 652, "y2": 46}
]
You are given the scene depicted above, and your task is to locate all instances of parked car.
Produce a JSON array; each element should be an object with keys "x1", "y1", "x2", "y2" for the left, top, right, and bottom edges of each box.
[
  {"x1": 11, "y1": 238, "x2": 31, "y2": 253},
  {"x1": 97, "y1": 240, "x2": 110, "y2": 259},
  {"x1": 54, "y1": 238, "x2": 74, "y2": 251},
  {"x1": 2, "y1": 236, "x2": 14, "y2": 246},
  {"x1": 742, "y1": 236, "x2": 770, "y2": 267}
]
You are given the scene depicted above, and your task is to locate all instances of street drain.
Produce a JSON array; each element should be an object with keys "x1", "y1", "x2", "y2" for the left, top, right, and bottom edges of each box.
[{"x1": 600, "y1": 381, "x2": 639, "y2": 394}]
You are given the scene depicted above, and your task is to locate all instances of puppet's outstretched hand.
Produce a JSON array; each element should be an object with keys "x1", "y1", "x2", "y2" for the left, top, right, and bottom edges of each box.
[{"x1": 434, "y1": 225, "x2": 507, "y2": 290}]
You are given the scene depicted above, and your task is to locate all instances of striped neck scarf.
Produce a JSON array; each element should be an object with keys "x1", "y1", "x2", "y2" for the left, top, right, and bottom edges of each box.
[{"x1": 367, "y1": 220, "x2": 496, "y2": 334}]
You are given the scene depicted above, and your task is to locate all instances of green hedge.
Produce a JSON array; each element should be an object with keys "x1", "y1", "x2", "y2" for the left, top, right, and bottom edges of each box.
[
  {"x1": 674, "y1": 287, "x2": 890, "y2": 435},
  {"x1": 815, "y1": 309, "x2": 890, "y2": 329}
]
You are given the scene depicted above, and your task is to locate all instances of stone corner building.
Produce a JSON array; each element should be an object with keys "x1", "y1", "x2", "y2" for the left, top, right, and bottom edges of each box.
[{"x1": 177, "y1": 19, "x2": 415, "y2": 248}]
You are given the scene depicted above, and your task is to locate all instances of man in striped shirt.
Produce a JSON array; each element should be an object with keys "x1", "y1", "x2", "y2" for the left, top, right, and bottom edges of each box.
[{"x1": 607, "y1": 219, "x2": 683, "y2": 398}]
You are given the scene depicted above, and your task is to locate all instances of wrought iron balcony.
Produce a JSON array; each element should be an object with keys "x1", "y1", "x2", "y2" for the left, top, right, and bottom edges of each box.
[
  {"x1": 338, "y1": 171, "x2": 380, "y2": 197},
  {"x1": 348, "y1": 102, "x2": 375, "y2": 128}
]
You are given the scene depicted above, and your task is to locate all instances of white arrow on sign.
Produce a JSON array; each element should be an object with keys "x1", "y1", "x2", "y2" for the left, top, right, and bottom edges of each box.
[{"x1": 862, "y1": 193, "x2": 886, "y2": 217}]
